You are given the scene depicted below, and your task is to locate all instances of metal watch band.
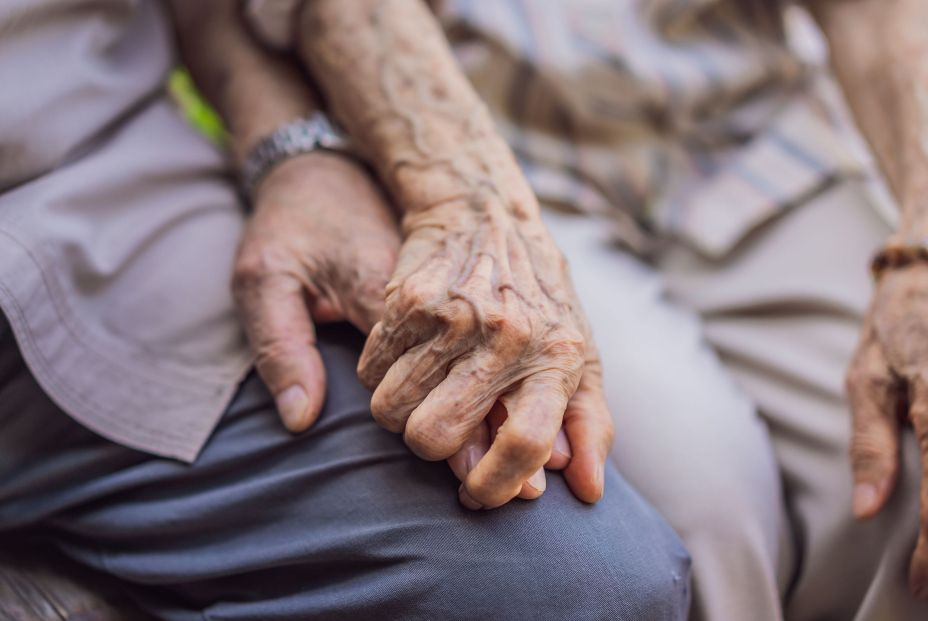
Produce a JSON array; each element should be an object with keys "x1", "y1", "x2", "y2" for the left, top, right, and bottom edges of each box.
[{"x1": 241, "y1": 112, "x2": 351, "y2": 198}]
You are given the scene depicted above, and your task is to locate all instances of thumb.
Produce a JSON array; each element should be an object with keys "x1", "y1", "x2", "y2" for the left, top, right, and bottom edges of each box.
[
  {"x1": 563, "y1": 363, "x2": 613, "y2": 504},
  {"x1": 846, "y1": 338, "x2": 901, "y2": 519},
  {"x1": 233, "y1": 268, "x2": 326, "y2": 432}
]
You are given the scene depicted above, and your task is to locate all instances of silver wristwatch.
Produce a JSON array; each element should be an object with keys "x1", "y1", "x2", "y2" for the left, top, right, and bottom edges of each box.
[{"x1": 241, "y1": 112, "x2": 352, "y2": 198}]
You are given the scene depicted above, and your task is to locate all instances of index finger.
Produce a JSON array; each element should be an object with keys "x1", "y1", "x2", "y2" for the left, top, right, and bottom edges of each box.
[{"x1": 461, "y1": 370, "x2": 575, "y2": 509}]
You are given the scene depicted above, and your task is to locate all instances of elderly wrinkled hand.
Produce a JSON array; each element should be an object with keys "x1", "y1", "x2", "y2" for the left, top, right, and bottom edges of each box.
[
  {"x1": 288, "y1": 0, "x2": 615, "y2": 510},
  {"x1": 847, "y1": 262, "x2": 928, "y2": 597},
  {"x1": 357, "y1": 196, "x2": 613, "y2": 509},
  {"x1": 232, "y1": 152, "x2": 401, "y2": 431},
  {"x1": 231, "y1": 151, "x2": 572, "y2": 498}
]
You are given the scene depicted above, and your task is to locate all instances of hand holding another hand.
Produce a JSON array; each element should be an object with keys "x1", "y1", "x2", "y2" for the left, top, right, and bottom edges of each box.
[
  {"x1": 357, "y1": 195, "x2": 613, "y2": 509},
  {"x1": 231, "y1": 153, "x2": 606, "y2": 511}
]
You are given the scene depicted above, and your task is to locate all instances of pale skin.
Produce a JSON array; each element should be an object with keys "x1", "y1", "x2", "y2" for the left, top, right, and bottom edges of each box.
[{"x1": 809, "y1": 0, "x2": 928, "y2": 599}]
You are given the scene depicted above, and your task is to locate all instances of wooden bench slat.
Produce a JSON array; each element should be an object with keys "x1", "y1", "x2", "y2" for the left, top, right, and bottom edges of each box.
[{"x1": 0, "y1": 543, "x2": 151, "y2": 621}]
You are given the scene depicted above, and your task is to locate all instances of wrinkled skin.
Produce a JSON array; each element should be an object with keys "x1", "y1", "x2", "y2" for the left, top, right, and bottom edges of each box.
[
  {"x1": 232, "y1": 152, "x2": 401, "y2": 430},
  {"x1": 231, "y1": 153, "x2": 582, "y2": 501},
  {"x1": 294, "y1": 0, "x2": 613, "y2": 509},
  {"x1": 847, "y1": 263, "x2": 928, "y2": 597},
  {"x1": 357, "y1": 196, "x2": 613, "y2": 509}
]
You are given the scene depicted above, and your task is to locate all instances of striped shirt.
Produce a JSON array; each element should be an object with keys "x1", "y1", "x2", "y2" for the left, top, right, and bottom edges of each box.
[{"x1": 249, "y1": 0, "x2": 871, "y2": 257}]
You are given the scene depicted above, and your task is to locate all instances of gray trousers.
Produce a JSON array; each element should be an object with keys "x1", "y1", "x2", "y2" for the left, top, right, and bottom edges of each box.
[{"x1": 0, "y1": 318, "x2": 690, "y2": 620}]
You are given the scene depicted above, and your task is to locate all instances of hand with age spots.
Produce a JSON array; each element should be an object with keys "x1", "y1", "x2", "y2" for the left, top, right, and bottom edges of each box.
[
  {"x1": 357, "y1": 197, "x2": 614, "y2": 510},
  {"x1": 847, "y1": 263, "x2": 928, "y2": 598},
  {"x1": 231, "y1": 151, "x2": 586, "y2": 501},
  {"x1": 291, "y1": 0, "x2": 612, "y2": 508}
]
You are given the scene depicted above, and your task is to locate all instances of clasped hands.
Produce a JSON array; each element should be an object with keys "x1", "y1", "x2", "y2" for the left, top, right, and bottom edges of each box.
[{"x1": 233, "y1": 152, "x2": 612, "y2": 510}]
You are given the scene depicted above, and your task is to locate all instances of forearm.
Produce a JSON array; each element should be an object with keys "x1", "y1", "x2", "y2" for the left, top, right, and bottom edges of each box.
[
  {"x1": 809, "y1": 0, "x2": 928, "y2": 237},
  {"x1": 296, "y1": 0, "x2": 536, "y2": 217},
  {"x1": 166, "y1": 0, "x2": 318, "y2": 165}
]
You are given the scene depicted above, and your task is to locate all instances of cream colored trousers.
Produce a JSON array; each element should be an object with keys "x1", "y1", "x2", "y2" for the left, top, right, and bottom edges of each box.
[{"x1": 544, "y1": 180, "x2": 928, "y2": 621}]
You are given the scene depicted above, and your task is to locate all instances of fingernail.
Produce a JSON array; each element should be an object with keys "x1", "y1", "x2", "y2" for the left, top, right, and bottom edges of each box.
[
  {"x1": 527, "y1": 469, "x2": 546, "y2": 494},
  {"x1": 276, "y1": 385, "x2": 309, "y2": 431},
  {"x1": 595, "y1": 463, "x2": 605, "y2": 497},
  {"x1": 458, "y1": 485, "x2": 483, "y2": 510},
  {"x1": 852, "y1": 483, "x2": 878, "y2": 518},
  {"x1": 553, "y1": 432, "x2": 572, "y2": 460}
]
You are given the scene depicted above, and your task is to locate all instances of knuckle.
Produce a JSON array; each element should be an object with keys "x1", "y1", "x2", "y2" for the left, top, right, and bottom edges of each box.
[
  {"x1": 554, "y1": 369, "x2": 582, "y2": 397},
  {"x1": 849, "y1": 435, "x2": 893, "y2": 471},
  {"x1": 398, "y1": 279, "x2": 438, "y2": 310},
  {"x1": 533, "y1": 368, "x2": 584, "y2": 403},
  {"x1": 506, "y1": 430, "x2": 550, "y2": 463},
  {"x1": 356, "y1": 362, "x2": 380, "y2": 392},
  {"x1": 482, "y1": 312, "x2": 533, "y2": 357},
  {"x1": 356, "y1": 360, "x2": 382, "y2": 392},
  {"x1": 384, "y1": 278, "x2": 402, "y2": 299},
  {"x1": 465, "y1": 478, "x2": 520, "y2": 508},
  {"x1": 252, "y1": 336, "x2": 304, "y2": 367},
  {"x1": 462, "y1": 481, "x2": 493, "y2": 506},
  {"x1": 844, "y1": 364, "x2": 870, "y2": 398},
  {"x1": 231, "y1": 251, "x2": 270, "y2": 297},
  {"x1": 403, "y1": 421, "x2": 455, "y2": 461},
  {"x1": 545, "y1": 329, "x2": 586, "y2": 365},
  {"x1": 497, "y1": 314, "x2": 533, "y2": 348},
  {"x1": 252, "y1": 349, "x2": 279, "y2": 374},
  {"x1": 439, "y1": 303, "x2": 476, "y2": 336},
  {"x1": 845, "y1": 359, "x2": 894, "y2": 400},
  {"x1": 356, "y1": 355, "x2": 378, "y2": 389},
  {"x1": 369, "y1": 390, "x2": 405, "y2": 433}
]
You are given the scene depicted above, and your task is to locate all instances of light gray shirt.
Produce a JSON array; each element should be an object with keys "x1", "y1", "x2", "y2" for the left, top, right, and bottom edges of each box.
[{"x1": 0, "y1": 0, "x2": 251, "y2": 461}]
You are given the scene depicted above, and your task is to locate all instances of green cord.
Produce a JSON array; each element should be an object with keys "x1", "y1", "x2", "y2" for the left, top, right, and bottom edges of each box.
[{"x1": 168, "y1": 68, "x2": 228, "y2": 146}]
